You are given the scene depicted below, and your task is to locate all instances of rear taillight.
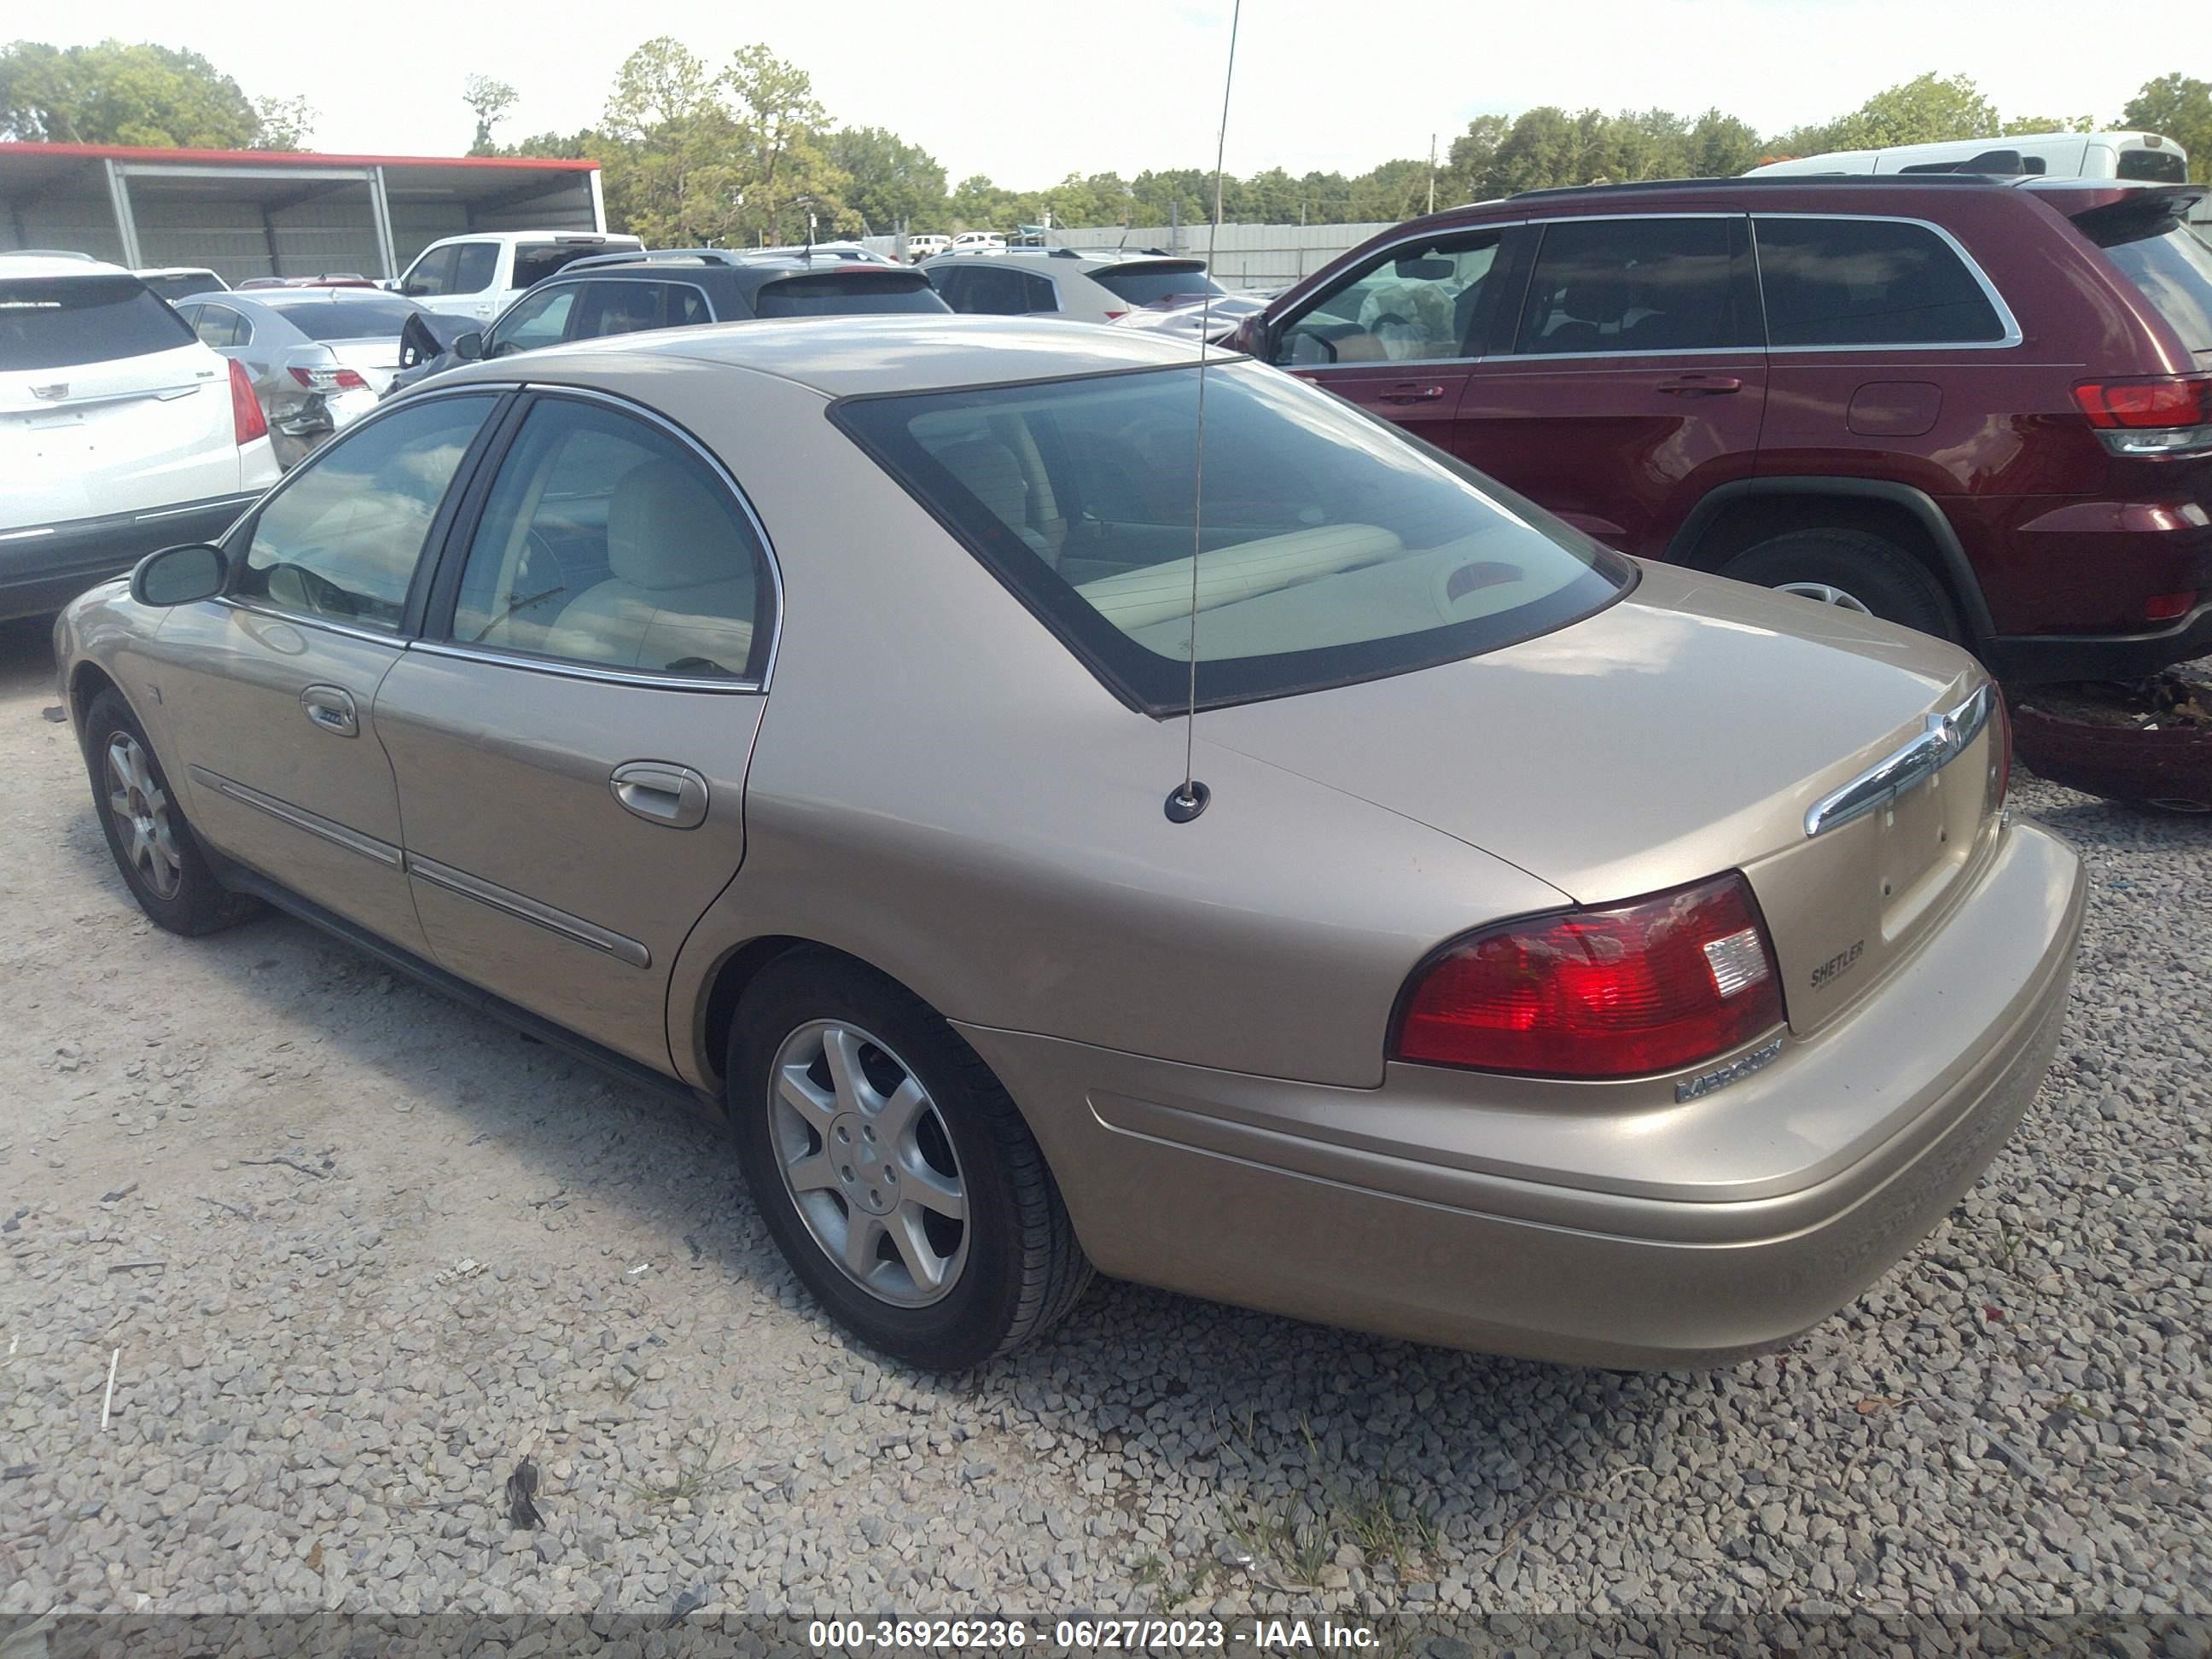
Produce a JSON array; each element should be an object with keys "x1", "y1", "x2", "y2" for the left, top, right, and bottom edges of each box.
[
  {"x1": 1391, "y1": 873, "x2": 1784, "y2": 1079},
  {"x1": 228, "y1": 358, "x2": 267, "y2": 445},
  {"x1": 288, "y1": 366, "x2": 370, "y2": 391},
  {"x1": 1102, "y1": 309, "x2": 1128, "y2": 321},
  {"x1": 2071, "y1": 375, "x2": 2212, "y2": 456}
]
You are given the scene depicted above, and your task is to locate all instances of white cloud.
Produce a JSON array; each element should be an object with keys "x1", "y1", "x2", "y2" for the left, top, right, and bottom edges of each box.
[{"x1": 40, "y1": 0, "x2": 2175, "y2": 190}]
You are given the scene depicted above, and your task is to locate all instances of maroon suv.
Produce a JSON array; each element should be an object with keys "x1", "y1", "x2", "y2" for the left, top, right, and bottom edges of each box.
[{"x1": 1231, "y1": 175, "x2": 2212, "y2": 681}]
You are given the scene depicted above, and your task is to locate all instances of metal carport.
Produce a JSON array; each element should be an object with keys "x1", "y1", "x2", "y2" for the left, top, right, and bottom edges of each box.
[{"x1": 0, "y1": 143, "x2": 605, "y2": 284}]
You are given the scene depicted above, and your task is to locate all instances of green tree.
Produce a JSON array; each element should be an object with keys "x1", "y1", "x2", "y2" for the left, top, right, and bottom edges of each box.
[
  {"x1": 251, "y1": 94, "x2": 314, "y2": 151},
  {"x1": 2122, "y1": 73, "x2": 2212, "y2": 183},
  {"x1": 2001, "y1": 114, "x2": 2094, "y2": 136},
  {"x1": 1682, "y1": 108, "x2": 1764, "y2": 178},
  {"x1": 826, "y1": 125, "x2": 946, "y2": 233},
  {"x1": 1446, "y1": 113, "x2": 1511, "y2": 201},
  {"x1": 463, "y1": 74, "x2": 517, "y2": 156},
  {"x1": 0, "y1": 39, "x2": 261, "y2": 147},
  {"x1": 1490, "y1": 107, "x2": 1587, "y2": 193},
  {"x1": 1775, "y1": 72, "x2": 2000, "y2": 156}
]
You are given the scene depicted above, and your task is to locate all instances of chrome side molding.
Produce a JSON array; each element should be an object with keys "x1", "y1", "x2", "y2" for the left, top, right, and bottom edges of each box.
[{"x1": 1804, "y1": 682, "x2": 1995, "y2": 839}]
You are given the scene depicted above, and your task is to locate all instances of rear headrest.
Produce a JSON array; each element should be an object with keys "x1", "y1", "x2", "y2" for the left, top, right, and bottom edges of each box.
[
  {"x1": 933, "y1": 438, "x2": 1030, "y2": 526},
  {"x1": 607, "y1": 459, "x2": 744, "y2": 591}
]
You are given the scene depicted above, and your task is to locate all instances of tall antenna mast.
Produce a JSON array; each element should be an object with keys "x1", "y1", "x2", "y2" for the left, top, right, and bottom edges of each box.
[{"x1": 1165, "y1": 0, "x2": 1242, "y2": 825}]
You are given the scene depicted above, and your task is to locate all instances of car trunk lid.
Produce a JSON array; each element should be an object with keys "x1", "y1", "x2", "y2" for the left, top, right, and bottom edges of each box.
[
  {"x1": 0, "y1": 341, "x2": 236, "y2": 529},
  {"x1": 1197, "y1": 562, "x2": 2005, "y2": 1035}
]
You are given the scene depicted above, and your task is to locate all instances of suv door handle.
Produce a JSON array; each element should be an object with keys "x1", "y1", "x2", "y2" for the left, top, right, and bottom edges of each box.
[
  {"x1": 300, "y1": 684, "x2": 358, "y2": 737},
  {"x1": 609, "y1": 761, "x2": 709, "y2": 830},
  {"x1": 1656, "y1": 375, "x2": 1743, "y2": 396},
  {"x1": 1377, "y1": 382, "x2": 1450, "y2": 404}
]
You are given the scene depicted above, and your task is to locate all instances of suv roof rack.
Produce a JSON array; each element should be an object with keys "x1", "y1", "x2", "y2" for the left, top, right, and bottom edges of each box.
[{"x1": 1507, "y1": 172, "x2": 2007, "y2": 202}]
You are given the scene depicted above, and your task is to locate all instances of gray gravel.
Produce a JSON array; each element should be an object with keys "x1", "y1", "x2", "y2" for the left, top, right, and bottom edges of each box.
[{"x1": 2, "y1": 613, "x2": 2206, "y2": 1623}]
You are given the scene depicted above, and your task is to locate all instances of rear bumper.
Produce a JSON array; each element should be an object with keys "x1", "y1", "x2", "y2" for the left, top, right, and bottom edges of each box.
[
  {"x1": 961, "y1": 822, "x2": 2084, "y2": 1368},
  {"x1": 0, "y1": 492, "x2": 259, "y2": 623},
  {"x1": 1983, "y1": 598, "x2": 2212, "y2": 684}
]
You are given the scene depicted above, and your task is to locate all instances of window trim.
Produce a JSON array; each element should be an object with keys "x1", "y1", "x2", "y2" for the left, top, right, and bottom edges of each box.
[
  {"x1": 214, "y1": 382, "x2": 518, "y2": 644},
  {"x1": 410, "y1": 382, "x2": 785, "y2": 695},
  {"x1": 1748, "y1": 212, "x2": 2023, "y2": 353},
  {"x1": 1272, "y1": 222, "x2": 1522, "y2": 372}
]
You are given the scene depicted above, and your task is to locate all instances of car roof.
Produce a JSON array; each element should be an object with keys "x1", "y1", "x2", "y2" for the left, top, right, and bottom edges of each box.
[
  {"x1": 532, "y1": 255, "x2": 934, "y2": 304},
  {"x1": 924, "y1": 248, "x2": 1198, "y2": 271},
  {"x1": 0, "y1": 253, "x2": 133, "y2": 280},
  {"x1": 439, "y1": 315, "x2": 1216, "y2": 399}
]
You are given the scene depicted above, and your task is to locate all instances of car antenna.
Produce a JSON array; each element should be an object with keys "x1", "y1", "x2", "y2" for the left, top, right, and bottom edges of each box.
[{"x1": 1164, "y1": 0, "x2": 1241, "y2": 825}]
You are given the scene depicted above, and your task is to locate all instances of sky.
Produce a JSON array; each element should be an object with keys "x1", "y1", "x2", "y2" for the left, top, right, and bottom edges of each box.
[{"x1": 38, "y1": 0, "x2": 2184, "y2": 189}]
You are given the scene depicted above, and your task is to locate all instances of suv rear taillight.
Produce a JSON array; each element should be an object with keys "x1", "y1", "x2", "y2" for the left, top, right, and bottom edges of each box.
[
  {"x1": 2071, "y1": 375, "x2": 2212, "y2": 457},
  {"x1": 229, "y1": 358, "x2": 267, "y2": 445},
  {"x1": 1391, "y1": 873, "x2": 1784, "y2": 1079}
]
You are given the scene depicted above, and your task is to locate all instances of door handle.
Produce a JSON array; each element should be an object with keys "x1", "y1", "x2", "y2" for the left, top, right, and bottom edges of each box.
[
  {"x1": 1377, "y1": 383, "x2": 1449, "y2": 404},
  {"x1": 609, "y1": 761, "x2": 709, "y2": 830},
  {"x1": 300, "y1": 684, "x2": 358, "y2": 737},
  {"x1": 1656, "y1": 375, "x2": 1743, "y2": 396}
]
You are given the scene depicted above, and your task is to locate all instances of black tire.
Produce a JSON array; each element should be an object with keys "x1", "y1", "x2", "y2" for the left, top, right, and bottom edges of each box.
[
  {"x1": 728, "y1": 949, "x2": 1091, "y2": 1369},
  {"x1": 1720, "y1": 528, "x2": 1961, "y2": 642},
  {"x1": 82, "y1": 689, "x2": 259, "y2": 937}
]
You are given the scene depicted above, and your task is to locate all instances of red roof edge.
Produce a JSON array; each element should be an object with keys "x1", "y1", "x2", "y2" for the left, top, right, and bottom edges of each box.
[{"x1": 0, "y1": 141, "x2": 597, "y2": 172}]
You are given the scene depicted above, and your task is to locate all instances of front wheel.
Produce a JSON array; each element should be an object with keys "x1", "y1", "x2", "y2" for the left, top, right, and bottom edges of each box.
[
  {"x1": 1720, "y1": 528, "x2": 1961, "y2": 642},
  {"x1": 728, "y1": 951, "x2": 1091, "y2": 1369},
  {"x1": 81, "y1": 690, "x2": 259, "y2": 937}
]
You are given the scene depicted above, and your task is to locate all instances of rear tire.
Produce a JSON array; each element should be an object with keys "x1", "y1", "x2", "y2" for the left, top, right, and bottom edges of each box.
[
  {"x1": 729, "y1": 949, "x2": 1091, "y2": 1369},
  {"x1": 1720, "y1": 528, "x2": 1961, "y2": 642},
  {"x1": 81, "y1": 690, "x2": 259, "y2": 937}
]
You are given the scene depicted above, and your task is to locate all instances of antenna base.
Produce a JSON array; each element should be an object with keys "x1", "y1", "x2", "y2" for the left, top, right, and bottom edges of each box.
[{"x1": 1164, "y1": 781, "x2": 1211, "y2": 824}]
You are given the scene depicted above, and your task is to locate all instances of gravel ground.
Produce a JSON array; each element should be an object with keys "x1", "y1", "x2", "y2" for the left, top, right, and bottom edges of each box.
[{"x1": 1, "y1": 610, "x2": 2206, "y2": 1627}]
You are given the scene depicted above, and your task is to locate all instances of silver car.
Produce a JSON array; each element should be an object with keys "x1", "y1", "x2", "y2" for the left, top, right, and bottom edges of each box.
[
  {"x1": 174, "y1": 288, "x2": 427, "y2": 468},
  {"x1": 53, "y1": 319, "x2": 2083, "y2": 1372},
  {"x1": 924, "y1": 248, "x2": 1225, "y2": 323}
]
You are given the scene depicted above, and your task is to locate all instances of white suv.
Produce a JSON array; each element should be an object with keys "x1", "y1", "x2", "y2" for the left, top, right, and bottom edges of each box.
[
  {"x1": 3, "y1": 256, "x2": 278, "y2": 622},
  {"x1": 393, "y1": 231, "x2": 643, "y2": 323},
  {"x1": 923, "y1": 248, "x2": 1225, "y2": 324}
]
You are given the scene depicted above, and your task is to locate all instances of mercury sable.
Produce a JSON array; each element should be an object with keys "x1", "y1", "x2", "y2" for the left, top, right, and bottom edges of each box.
[{"x1": 54, "y1": 319, "x2": 2085, "y2": 1370}]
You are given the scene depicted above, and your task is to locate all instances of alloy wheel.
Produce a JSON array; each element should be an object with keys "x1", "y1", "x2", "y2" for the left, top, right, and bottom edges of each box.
[
  {"x1": 105, "y1": 733, "x2": 184, "y2": 901},
  {"x1": 768, "y1": 1020, "x2": 969, "y2": 1307},
  {"x1": 1773, "y1": 580, "x2": 1874, "y2": 615}
]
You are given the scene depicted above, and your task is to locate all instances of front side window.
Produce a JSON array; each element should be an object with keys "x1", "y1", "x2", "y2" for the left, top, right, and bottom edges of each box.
[
  {"x1": 451, "y1": 242, "x2": 500, "y2": 295},
  {"x1": 1754, "y1": 217, "x2": 2007, "y2": 346},
  {"x1": 835, "y1": 363, "x2": 1633, "y2": 711},
  {"x1": 1275, "y1": 232, "x2": 1501, "y2": 367},
  {"x1": 401, "y1": 246, "x2": 458, "y2": 298},
  {"x1": 233, "y1": 395, "x2": 496, "y2": 632},
  {"x1": 449, "y1": 399, "x2": 771, "y2": 681},
  {"x1": 486, "y1": 286, "x2": 579, "y2": 357},
  {"x1": 0, "y1": 275, "x2": 195, "y2": 370},
  {"x1": 1516, "y1": 217, "x2": 1744, "y2": 355}
]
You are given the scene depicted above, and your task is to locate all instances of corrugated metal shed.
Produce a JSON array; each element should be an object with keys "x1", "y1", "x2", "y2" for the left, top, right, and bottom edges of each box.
[{"x1": 0, "y1": 143, "x2": 604, "y2": 282}]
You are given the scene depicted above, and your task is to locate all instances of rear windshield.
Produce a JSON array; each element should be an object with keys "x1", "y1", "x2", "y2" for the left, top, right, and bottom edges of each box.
[
  {"x1": 834, "y1": 363, "x2": 1633, "y2": 712},
  {"x1": 1091, "y1": 264, "x2": 1225, "y2": 308},
  {"x1": 513, "y1": 241, "x2": 635, "y2": 289},
  {"x1": 753, "y1": 272, "x2": 950, "y2": 318},
  {"x1": 2098, "y1": 224, "x2": 2212, "y2": 357},
  {"x1": 0, "y1": 275, "x2": 195, "y2": 370},
  {"x1": 2117, "y1": 149, "x2": 2188, "y2": 183},
  {"x1": 266, "y1": 295, "x2": 423, "y2": 340}
]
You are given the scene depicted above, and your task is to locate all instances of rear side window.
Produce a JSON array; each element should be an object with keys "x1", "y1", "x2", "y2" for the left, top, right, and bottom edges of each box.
[
  {"x1": 270, "y1": 296, "x2": 423, "y2": 340},
  {"x1": 1517, "y1": 217, "x2": 1748, "y2": 354},
  {"x1": 2098, "y1": 224, "x2": 2212, "y2": 355},
  {"x1": 752, "y1": 271, "x2": 948, "y2": 317},
  {"x1": 512, "y1": 241, "x2": 630, "y2": 289},
  {"x1": 192, "y1": 306, "x2": 247, "y2": 349},
  {"x1": 1755, "y1": 217, "x2": 2007, "y2": 346},
  {"x1": 938, "y1": 265, "x2": 1036, "y2": 315},
  {"x1": 573, "y1": 281, "x2": 693, "y2": 338},
  {"x1": 451, "y1": 242, "x2": 500, "y2": 294},
  {"x1": 1091, "y1": 264, "x2": 1225, "y2": 308},
  {"x1": 0, "y1": 276, "x2": 195, "y2": 370},
  {"x1": 834, "y1": 363, "x2": 1633, "y2": 712}
]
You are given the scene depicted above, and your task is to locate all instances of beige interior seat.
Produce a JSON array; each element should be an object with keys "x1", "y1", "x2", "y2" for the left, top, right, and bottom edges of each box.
[{"x1": 542, "y1": 459, "x2": 757, "y2": 677}]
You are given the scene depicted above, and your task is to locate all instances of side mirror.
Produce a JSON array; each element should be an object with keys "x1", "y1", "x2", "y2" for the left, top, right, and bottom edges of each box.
[
  {"x1": 131, "y1": 543, "x2": 227, "y2": 608},
  {"x1": 453, "y1": 331, "x2": 485, "y2": 362}
]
